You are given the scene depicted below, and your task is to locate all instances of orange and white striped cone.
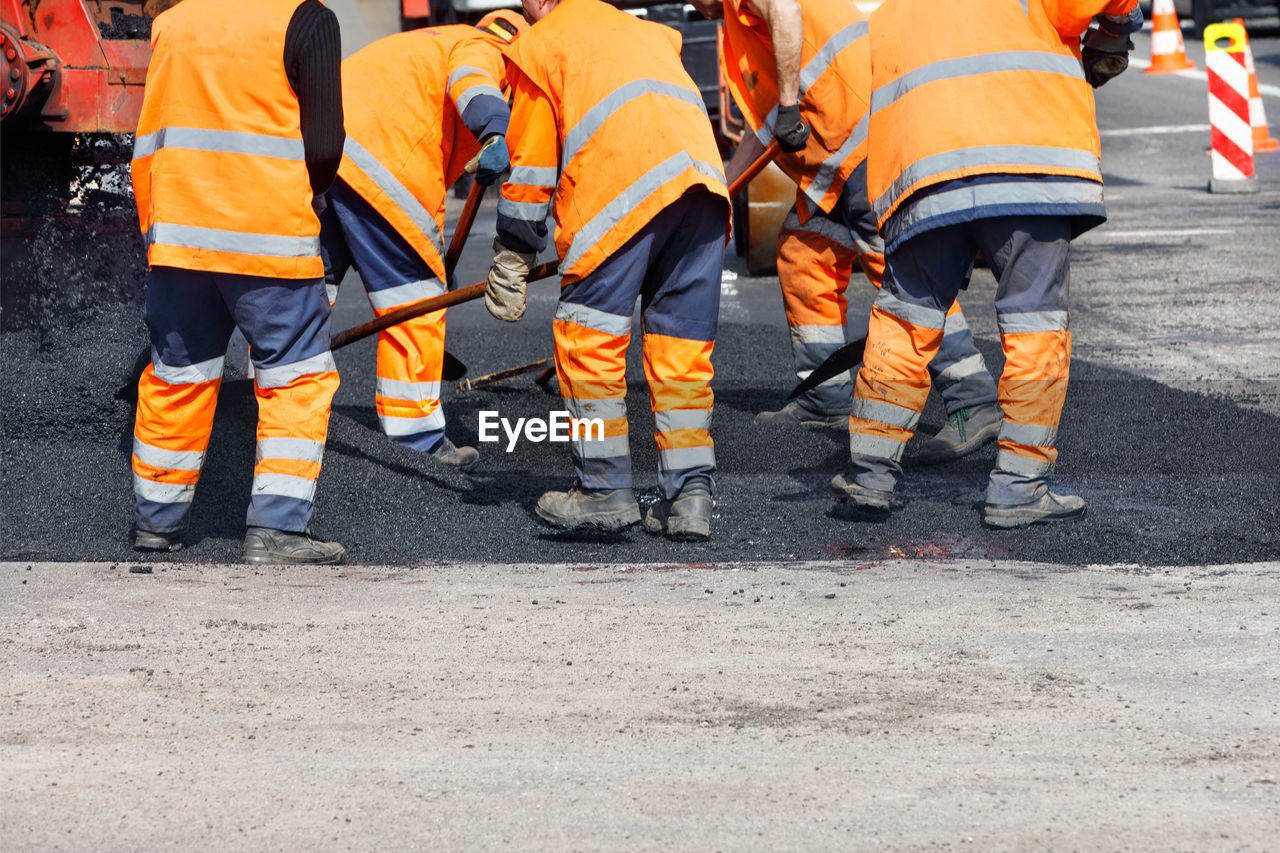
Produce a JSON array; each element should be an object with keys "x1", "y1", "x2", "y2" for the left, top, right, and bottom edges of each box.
[
  {"x1": 1205, "y1": 23, "x2": 1258, "y2": 194},
  {"x1": 1145, "y1": 0, "x2": 1195, "y2": 74},
  {"x1": 1233, "y1": 18, "x2": 1280, "y2": 154}
]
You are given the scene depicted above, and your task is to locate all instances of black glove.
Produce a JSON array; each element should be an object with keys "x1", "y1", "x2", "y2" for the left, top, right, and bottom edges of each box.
[
  {"x1": 1081, "y1": 28, "x2": 1133, "y2": 89},
  {"x1": 772, "y1": 103, "x2": 811, "y2": 153}
]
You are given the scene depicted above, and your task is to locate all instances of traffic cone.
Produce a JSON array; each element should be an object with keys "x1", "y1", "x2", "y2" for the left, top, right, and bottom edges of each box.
[
  {"x1": 1145, "y1": 0, "x2": 1195, "y2": 74},
  {"x1": 1234, "y1": 18, "x2": 1280, "y2": 153}
]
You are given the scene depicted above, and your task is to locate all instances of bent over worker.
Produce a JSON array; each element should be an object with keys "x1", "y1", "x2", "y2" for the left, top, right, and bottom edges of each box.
[
  {"x1": 832, "y1": 0, "x2": 1141, "y2": 528},
  {"x1": 485, "y1": 0, "x2": 730, "y2": 541},
  {"x1": 130, "y1": 0, "x2": 346, "y2": 563},
  {"x1": 319, "y1": 10, "x2": 528, "y2": 471},
  {"x1": 690, "y1": 0, "x2": 1001, "y2": 463}
]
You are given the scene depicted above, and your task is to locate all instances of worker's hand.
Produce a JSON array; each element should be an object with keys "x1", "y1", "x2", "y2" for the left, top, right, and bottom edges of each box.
[
  {"x1": 474, "y1": 135, "x2": 511, "y2": 186},
  {"x1": 486, "y1": 241, "x2": 535, "y2": 322},
  {"x1": 772, "y1": 103, "x2": 811, "y2": 153},
  {"x1": 1081, "y1": 28, "x2": 1133, "y2": 88}
]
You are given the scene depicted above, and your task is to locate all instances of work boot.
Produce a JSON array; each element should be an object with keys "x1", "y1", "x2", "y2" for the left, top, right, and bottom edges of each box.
[
  {"x1": 916, "y1": 403, "x2": 1002, "y2": 464},
  {"x1": 534, "y1": 484, "x2": 641, "y2": 531},
  {"x1": 133, "y1": 528, "x2": 182, "y2": 552},
  {"x1": 754, "y1": 400, "x2": 847, "y2": 429},
  {"x1": 982, "y1": 490, "x2": 1086, "y2": 529},
  {"x1": 829, "y1": 470, "x2": 892, "y2": 516},
  {"x1": 242, "y1": 527, "x2": 346, "y2": 565},
  {"x1": 644, "y1": 477, "x2": 713, "y2": 541},
  {"x1": 430, "y1": 437, "x2": 479, "y2": 472}
]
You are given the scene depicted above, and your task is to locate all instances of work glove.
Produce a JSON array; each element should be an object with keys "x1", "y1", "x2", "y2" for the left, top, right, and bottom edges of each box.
[
  {"x1": 1081, "y1": 27, "x2": 1133, "y2": 88},
  {"x1": 470, "y1": 135, "x2": 510, "y2": 186},
  {"x1": 486, "y1": 239, "x2": 535, "y2": 322},
  {"x1": 772, "y1": 103, "x2": 811, "y2": 153}
]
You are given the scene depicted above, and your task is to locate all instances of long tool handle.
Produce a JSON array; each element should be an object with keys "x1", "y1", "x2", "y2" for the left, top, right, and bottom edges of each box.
[
  {"x1": 330, "y1": 143, "x2": 780, "y2": 351},
  {"x1": 331, "y1": 261, "x2": 558, "y2": 350},
  {"x1": 443, "y1": 179, "x2": 486, "y2": 275}
]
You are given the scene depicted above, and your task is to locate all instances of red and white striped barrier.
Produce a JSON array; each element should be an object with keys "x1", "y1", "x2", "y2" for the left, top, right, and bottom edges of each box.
[{"x1": 1205, "y1": 22, "x2": 1258, "y2": 193}]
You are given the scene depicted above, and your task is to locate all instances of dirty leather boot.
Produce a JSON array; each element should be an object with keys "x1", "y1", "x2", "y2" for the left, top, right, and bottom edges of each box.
[
  {"x1": 133, "y1": 528, "x2": 182, "y2": 552},
  {"x1": 916, "y1": 403, "x2": 1002, "y2": 464},
  {"x1": 753, "y1": 400, "x2": 847, "y2": 429},
  {"x1": 430, "y1": 437, "x2": 479, "y2": 472},
  {"x1": 242, "y1": 527, "x2": 347, "y2": 565},
  {"x1": 829, "y1": 471, "x2": 892, "y2": 516},
  {"x1": 982, "y1": 490, "x2": 1086, "y2": 529},
  {"x1": 534, "y1": 484, "x2": 641, "y2": 531},
  {"x1": 644, "y1": 477, "x2": 713, "y2": 541}
]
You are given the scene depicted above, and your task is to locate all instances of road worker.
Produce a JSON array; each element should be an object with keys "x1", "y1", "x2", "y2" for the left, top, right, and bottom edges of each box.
[
  {"x1": 318, "y1": 10, "x2": 528, "y2": 471},
  {"x1": 130, "y1": 0, "x2": 346, "y2": 563},
  {"x1": 690, "y1": 0, "x2": 1002, "y2": 464},
  {"x1": 485, "y1": 0, "x2": 729, "y2": 540},
  {"x1": 832, "y1": 0, "x2": 1142, "y2": 527}
]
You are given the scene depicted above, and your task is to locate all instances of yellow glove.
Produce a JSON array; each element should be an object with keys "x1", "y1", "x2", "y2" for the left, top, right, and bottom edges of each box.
[{"x1": 486, "y1": 242, "x2": 535, "y2": 322}]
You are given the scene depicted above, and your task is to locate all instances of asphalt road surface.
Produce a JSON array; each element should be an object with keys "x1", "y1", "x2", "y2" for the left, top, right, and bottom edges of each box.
[{"x1": 1, "y1": 18, "x2": 1278, "y2": 852}]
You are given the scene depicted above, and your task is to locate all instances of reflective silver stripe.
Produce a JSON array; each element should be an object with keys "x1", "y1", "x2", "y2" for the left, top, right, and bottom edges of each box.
[
  {"x1": 376, "y1": 378, "x2": 442, "y2": 402},
  {"x1": 562, "y1": 153, "x2": 724, "y2": 273},
  {"x1": 849, "y1": 432, "x2": 907, "y2": 462},
  {"x1": 874, "y1": 289, "x2": 947, "y2": 330},
  {"x1": 791, "y1": 324, "x2": 846, "y2": 346},
  {"x1": 251, "y1": 472, "x2": 316, "y2": 502},
  {"x1": 564, "y1": 397, "x2": 628, "y2": 421},
  {"x1": 133, "y1": 476, "x2": 195, "y2": 504},
  {"x1": 152, "y1": 352, "x2": 224, "y2": 385},
  {"x1": 446, "y1": 65, "x2": 491, "y2": 90},
  {"x1": 886, "y1": 180, "x2": 1103, "y2": 244},
  {"x1": 942, "y1": 311, "x2": 969, "y2": 335},
  {"x1": 380, "y1": 409, "x2": 446, "y2": 437},
  {"x1": 454, "y1": 83, "x2": 505, "y2": 116},
  {"x1": 367, "y1": 278, "x2": 445, "y2": 312},
  {"x1": 133, "y1": 127, "x2": 305, "y2": 161},
  {"x1": 343, "y1": 137, "x2": 444, "y2": 255},
  {"x1": 659, "y1": 446, "x2": 715, "y2": 470},
  {"x1": 509, "y1": 165, "x2": 559, "y2": 187},
  {"x1": 798, "y1": 21, "x2": 868, "y2": 93},
  {"x1": 780, "y1": 207, "x2": 857, "y2": 251},
  {"x1": 554, "y1": 301, "x2": 632, "y2": 337},
  {"x1": 1020, "y1": 0, "x2": 1028, "y2": 13},
  {"x1": 796, "y1": 368, "x2": 852, "y2": 388},
  {"x1": 574, "y1": 433, "x2": 630, "y2": 459},
  {"x1": 562, "y1": 79, "x2": 708, "y2": 173},
  {"x1": 999, "y1": 421, "x2": 1058, "y2": 448},
  {"x1": 256, "y1": 437, "x2": 325, "y2": 464},
  {"x1": 497, "y1": 197, "x2": 552, "y2": 222},
  {"x1": 805, "y1": 113, "x2": 867, "y2": 206},
  {"x1": 997, "y1": 310, "x2": 1069, "y2": 334},
  {"x1": 146, "y1": 223, "x2": 319, "y2": 259},
  {"x1": 995, "y1": 448, "x2": 1053, "y2": 478},
  {"x1": 254, "y1": 352, "x2": 336, "y2": 389},
  {"x1": 871, "y1": 145, "x2": 1101, "y2": 220},
  {"x1": 653, "y1": 409, "x2": 713, "y2": 434},
  {"x1": 133, "y1": 438, "x2": 203, "y2": 471},
  {"x1": 936, "y1": 352, "x2": 987, "y2": 381},
  {"x1": 871, "y1": 51, "x2": 1084, "y2": 114},
  {"x1": 851, "y1": 398, "x2": 921, "y2": 431}
]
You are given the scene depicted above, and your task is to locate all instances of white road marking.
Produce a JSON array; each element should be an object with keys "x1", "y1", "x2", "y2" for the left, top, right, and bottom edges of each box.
[
  {"x1": 1100, "y1": 123, "x2": 1211, "y2": 136},
  {"x1": 1083, "y1": 227, "x2": 1234, "y2": 240},
  {"x1": 1129, "y1": 56, "x2": 1280, "y2": 98}
]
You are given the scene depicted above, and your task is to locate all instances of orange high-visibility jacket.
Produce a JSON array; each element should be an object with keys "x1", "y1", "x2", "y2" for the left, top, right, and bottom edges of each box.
[
  {"x1": 500, "y1": 0, "x2": 728, "y2": 284},
  {"x1": 867, "y1": 0, "x2": 1140, "y2": 253},
  {"x1": 339, "y1": 26, "x2": 511, "y2": 283},
  {"x1": 720, "y1": 0, "x2": 871, "y2": 215},
  {"x1": 132, "y1": 0, "x2": 321, "y2": 279}
]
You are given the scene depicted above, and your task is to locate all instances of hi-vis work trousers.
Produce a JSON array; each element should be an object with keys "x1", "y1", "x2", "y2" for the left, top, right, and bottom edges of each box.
[
  {"x1": 320, "y1": 178, "x2": 448, "y2": 453},
  {"x1": 553, "y1": 189, "x2": 727, "y2": 500},
  {"x1": 777, "y1": 181, "x2": 997, "y2": 418},
  {"x1": 846, "y1": 216, "x2": 1073, "y2": 505},
  {"x1": 132, "y1": 266, "x2": 339, "y2": 534}
]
